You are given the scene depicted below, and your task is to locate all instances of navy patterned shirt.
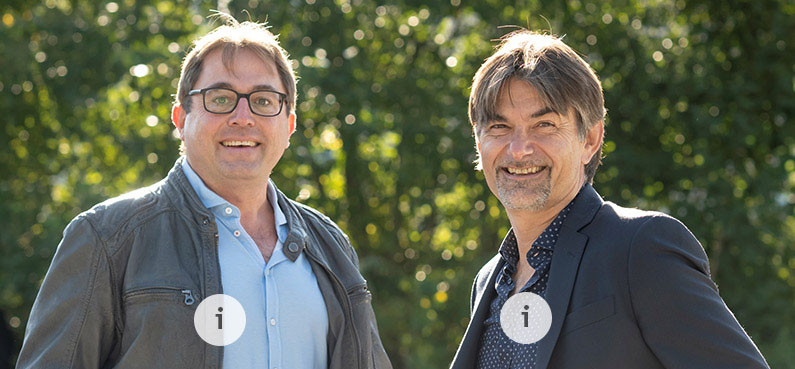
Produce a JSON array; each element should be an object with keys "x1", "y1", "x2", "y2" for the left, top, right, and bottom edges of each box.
[{"x1": 475, "y1": 192, "x2": 579, "y2": 369}]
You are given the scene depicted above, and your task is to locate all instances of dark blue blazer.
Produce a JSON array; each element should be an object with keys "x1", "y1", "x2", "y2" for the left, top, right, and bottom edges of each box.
[{"x1": 450, "y1": 185, "x2": 769, "y2": 369}]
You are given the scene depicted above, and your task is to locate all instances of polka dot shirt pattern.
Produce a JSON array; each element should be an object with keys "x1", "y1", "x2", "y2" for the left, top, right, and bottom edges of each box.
[{"x1": 475, "y1": 196, "x2": 577, "y2": 369}]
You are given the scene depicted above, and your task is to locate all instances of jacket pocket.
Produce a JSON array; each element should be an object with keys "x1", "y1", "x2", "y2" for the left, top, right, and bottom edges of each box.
[
  {"x1": 123, "y1": 286, "x2": 198, "y2": 306},
  {"x1": 116, "y1": 286, "x2": 204, "y2": 368},
  {"x1": 561, "y1": 295, "x2": 615, "y2": 336}
]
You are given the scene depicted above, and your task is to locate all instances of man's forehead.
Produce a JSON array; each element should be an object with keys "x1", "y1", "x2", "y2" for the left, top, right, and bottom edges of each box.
[
  {"x1": 496, "y1": 79, "x2": 541, "y2": 103},
  {"x1": 492, "y1": 79, "x2": 566, "y2": 120},
  {"x1": 197, "y1": 47, "x2": 282, "y2": 89}
]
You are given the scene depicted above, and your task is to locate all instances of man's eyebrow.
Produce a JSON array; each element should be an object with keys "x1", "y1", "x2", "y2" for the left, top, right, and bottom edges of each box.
[
  {"x1": 252, "y1": 84, "x2": 282, "y2": 92},
  {"x1": 205, "y1": 82, "x2": 233, "y2": 89},
  {"x1": 490, "y1": 107, "x2": 554, "y2": 122},
  {"x1": 202, "y1": 82, "x2": 282, "y2": 92},
  {"x1": 530, "y1": 106, "x2": 556, "y2": 118}
]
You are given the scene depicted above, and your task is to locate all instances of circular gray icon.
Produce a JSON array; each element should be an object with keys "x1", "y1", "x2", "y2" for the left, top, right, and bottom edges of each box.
[
  {"x1": 500, "y1": 292, "x2": 552, "y2": 344},
  {"x1": 193, "y1": 294, "x2": 246, "y2": 346}
]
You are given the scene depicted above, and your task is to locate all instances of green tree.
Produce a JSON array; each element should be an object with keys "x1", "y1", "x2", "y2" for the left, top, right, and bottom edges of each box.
[{"x1": 1, "y1": 0, "x2": 793, "y2": 367}]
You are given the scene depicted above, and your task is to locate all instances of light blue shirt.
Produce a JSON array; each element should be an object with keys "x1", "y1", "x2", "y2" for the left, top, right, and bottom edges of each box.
[{"x1": 182, "y1": 160, "x2": 328, "y2": 369}]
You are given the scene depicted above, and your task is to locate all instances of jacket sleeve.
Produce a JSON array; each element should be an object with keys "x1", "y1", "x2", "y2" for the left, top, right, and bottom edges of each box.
[
  {"x1": 628, "y1": 215, "x2": 769, "y2": 369},
  {"x1": 16, "y1": 216, "x2": 117, "y2": 369}
]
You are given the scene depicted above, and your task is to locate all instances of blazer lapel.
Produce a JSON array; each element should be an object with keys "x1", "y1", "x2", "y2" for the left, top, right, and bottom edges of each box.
[
  {"x1": 535, "y1": 184, "x2": 603, "y2": 368},
  {"x1": 450, "y1": 256, "x2": 504, "y2": 369}
]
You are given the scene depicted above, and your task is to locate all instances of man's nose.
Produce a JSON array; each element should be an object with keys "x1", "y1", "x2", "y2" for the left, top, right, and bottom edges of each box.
[
  {"x1": 507, "y1": 132, "x2": 535, "y2": 160},
  {"x1": 228, "y1": 97, "x2": 255, "y2": 126}
]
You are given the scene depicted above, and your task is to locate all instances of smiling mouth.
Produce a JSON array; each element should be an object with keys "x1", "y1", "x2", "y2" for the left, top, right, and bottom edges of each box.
[
  {"x1": 220, "y1": 140, "x2": 259, "y2": 147},
  {"x1": 503, "y1": 166, "x2": 546, "y2": 175}
]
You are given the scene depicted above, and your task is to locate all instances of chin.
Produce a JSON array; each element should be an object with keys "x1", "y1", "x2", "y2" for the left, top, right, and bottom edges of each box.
[
  {"x1": 217, "y1": 163, "x2": 262, "y2": 177},
  {"x1": 501, "y1": 196, "x2": 549, "y2": 211}
]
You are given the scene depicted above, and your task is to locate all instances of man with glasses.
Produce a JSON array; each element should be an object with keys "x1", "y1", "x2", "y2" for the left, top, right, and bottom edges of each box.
[{"x1": 18, "y1": 16, "x2": 391, "y2": 369}]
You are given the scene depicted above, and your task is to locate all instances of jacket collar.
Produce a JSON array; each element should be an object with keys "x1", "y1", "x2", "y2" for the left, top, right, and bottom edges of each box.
[
  {"x1": 272, "y1": 181, "x2": 312, "y2": 262},
  {"x1": 451, "y1": 183, "x2": 603, "y2": 369},
  {"x1": 162, "y1": 157, "x2": 310, "y2": 262},
  {"x1": 535, "y1": 183, "x2": 603, "y2": 368},
  {"x1": 450, "y1": 254, "x2": 502, "y2": 369}
]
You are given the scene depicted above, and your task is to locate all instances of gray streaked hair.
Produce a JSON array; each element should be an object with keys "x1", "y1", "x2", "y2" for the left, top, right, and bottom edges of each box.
[{"x1": 469, "y1": 30, "x2": 606, "y2": 183}]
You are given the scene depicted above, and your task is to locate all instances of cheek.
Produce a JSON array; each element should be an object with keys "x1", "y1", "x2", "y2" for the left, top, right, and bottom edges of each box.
[{"x1": 478, "y1": 139, "x2": 502, "y2": 161}]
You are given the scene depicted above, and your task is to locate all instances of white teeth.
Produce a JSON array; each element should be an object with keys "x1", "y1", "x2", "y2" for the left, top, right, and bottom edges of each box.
[
  {"x1": 221, "y1": 140, "x2": 256, "y2": 147},
  {"x1": 506, "y1": 166, "x2": 543, "y2": 175}
]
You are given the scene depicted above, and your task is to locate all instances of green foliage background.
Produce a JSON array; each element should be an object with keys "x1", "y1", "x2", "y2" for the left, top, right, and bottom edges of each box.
[{"x1": 1, "y1": 0, "x2": 793, "y2": 367}]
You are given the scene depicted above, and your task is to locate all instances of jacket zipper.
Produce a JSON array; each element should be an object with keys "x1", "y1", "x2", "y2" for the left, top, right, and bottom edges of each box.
[
  {"x1": 182, "y1": 289, "x2": 195, "y2": 305},
  {"x1": 125, "y1": 286, "x2": 196, "y2": 306},
  {"x1": 304, "y1": 248, "x2": 362, "y2": 369}
]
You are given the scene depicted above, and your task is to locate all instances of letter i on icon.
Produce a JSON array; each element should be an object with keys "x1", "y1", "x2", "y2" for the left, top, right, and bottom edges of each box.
[
  {"x1": 216, "y1": 307, "x2": 223, "y2": 329},
  {"x1": 522, "y1": 305, "x2": 529, "y2": 327}
]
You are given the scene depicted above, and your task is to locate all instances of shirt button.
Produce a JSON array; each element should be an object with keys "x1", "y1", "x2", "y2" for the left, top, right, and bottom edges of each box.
[
  {"x1": 270, "y1": 318, "x2": 276, "y2": 326},
  {"x1": 287, "y1": 242, "x2": 299, "y2": 253},
  {"x1": 264, "y1": 270, "x2": 270, "y2": 276},
  {"x1": 234, "y1": 230, "x2": 241, "y2": 237},
  {"x1": 225, "y1": 207, "x2": 232, "y2": 215}
]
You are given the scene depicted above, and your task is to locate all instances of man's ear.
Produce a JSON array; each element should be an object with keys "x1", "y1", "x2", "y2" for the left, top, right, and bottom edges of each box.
[
  {"x1": 171, "y1": 104, "x2": 186, "y2": 135},
  {"x1": 288, "y1": 112, "x2": 296, "y2": 135},
  {"x1": 285, "y1": 112, "x2": 297, "y2": 148},
  {"x1": 474, "y1": 130, "x2": 483, "y2": 171},
  {"x1": 582, "y1": 120, "x2": 605, "y2": 165}
]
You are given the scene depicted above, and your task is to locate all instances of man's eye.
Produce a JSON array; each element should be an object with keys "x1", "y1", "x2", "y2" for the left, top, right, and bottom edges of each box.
[
  {"x1": 489, "y1": 124, "x2": 508, "y2": 130},
  {"x1": 213, "y1": 97, "x2": 229, "y2": 104},
  {"x1": 538, "y1": 121, "x2": 555, "y2": 128},
  {"x1": 255, "y1": 98, "x2": 272, "y2": 106}
]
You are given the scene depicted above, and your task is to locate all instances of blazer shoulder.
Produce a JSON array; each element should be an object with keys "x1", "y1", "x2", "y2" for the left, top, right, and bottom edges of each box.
[
  {"x1": 601, "y1": 201, "x2": 695, "y2": 235},
  {"x1": 596, "y1": 201, "x2": 688, "y2": 233},
  {"x1": 602, "y1": 201, "x2": 667, "y2": 222}
]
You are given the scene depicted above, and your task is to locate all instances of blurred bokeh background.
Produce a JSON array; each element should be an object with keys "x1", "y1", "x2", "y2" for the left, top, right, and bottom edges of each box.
[{"x1": 1, "y1": 0, "x2": 793, "y2": 368}]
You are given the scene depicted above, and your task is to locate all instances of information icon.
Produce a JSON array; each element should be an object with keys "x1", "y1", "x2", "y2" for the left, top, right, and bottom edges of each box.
[
  {"x1": 500, "y1": 292, "x2": 552, "y2": 344},
  {"x1": 193, "y1": 294, "x2": 246, "y2": 346}
]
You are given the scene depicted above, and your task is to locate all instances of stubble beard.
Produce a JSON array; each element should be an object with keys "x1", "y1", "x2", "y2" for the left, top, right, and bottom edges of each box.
[{"x1": 494, "y1": 169, "x2": 552, "y2": 211}]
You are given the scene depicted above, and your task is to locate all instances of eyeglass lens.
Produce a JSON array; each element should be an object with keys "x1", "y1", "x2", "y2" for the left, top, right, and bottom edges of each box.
[{"x1": 204, "y1": 88, "x2": 282, "y2": 116}]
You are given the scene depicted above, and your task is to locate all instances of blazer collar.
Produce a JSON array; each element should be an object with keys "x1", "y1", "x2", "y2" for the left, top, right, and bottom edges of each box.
[
  {"x1": 450, "y1": 184, "x2": 603, "y2": 369},
  {"x1": 450, "y1": 254, "x2": 503, "y2": 369},
  {"x1": 560, "y1": 183, "x2": 603, "y2": 232},
  {"x1": 535, "y1": 183, "x2": 603, "y2": 368}
]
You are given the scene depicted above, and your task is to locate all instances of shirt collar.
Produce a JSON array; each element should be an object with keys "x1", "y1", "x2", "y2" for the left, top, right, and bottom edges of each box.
[
  {"x1": 181, "y1": 159, "x2": 228, "y2": 209},
  {"x1": 267, "y1": 178, "x2": 288, "y2": 243},
  {"x1": 498, "y1": 184, "x2": 584, "y2": 267},
  {"x1": 181, "y1": 158, "x2": 288, "y2": 243}
]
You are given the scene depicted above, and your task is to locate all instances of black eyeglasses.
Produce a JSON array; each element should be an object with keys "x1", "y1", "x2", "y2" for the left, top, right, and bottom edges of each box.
[{"x1": 188, "y1": 87, "x2": 287, "y2": 117}]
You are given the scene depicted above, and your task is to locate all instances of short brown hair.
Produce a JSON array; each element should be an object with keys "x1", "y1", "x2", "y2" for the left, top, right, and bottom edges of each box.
[
  {"x1": 469, "y1": 30, "x2": 606, "y2": 183},
  {"x1": 175, "y1": 15, "x2": 297, "y2": 114}
]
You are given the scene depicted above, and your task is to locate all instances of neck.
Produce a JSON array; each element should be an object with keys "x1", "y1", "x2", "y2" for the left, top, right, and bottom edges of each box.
[
  {"x1": 505, "y1": 181, "x2": 584, "y2": 256},
  {"x1": 205, "y1": 175, "x2": 273, "y2": 221},
  {"x1": 506, "y1": 206, "x2": 561, "y2": 257}
]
